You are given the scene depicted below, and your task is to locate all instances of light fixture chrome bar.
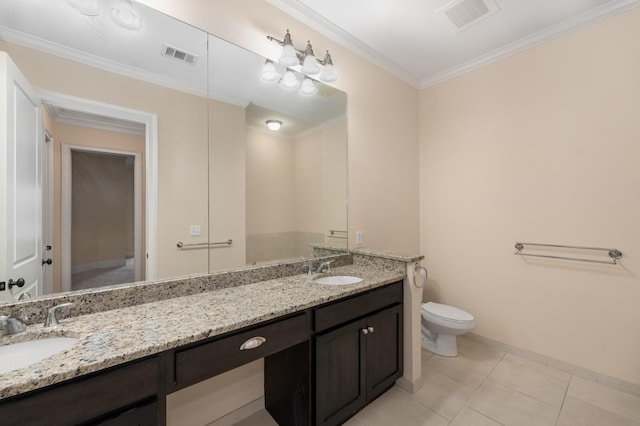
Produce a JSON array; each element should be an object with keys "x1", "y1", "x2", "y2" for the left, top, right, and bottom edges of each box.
[
  {"x1": 177, "y1": 239, "x2": 233, "y2": 249},
  {"x1": 514, "y1": 242, "x2": 622, "y2": 265}
]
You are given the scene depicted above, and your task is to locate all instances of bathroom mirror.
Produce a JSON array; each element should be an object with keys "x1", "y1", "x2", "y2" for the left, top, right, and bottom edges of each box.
[
  {"x1": 0, "y1": 0, "x2": 347, "y2": 302},
  {"x1": 207, "y1": 34, "x2": 347, "y2": 270}
]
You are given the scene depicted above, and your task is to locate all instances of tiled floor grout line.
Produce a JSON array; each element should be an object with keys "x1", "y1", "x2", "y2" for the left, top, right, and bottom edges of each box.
[{"x1": 554, "y1": 374, "x2": 573, "y2": 426}]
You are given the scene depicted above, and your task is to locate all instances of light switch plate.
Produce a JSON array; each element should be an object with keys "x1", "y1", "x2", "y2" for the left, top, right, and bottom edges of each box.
[{"x1": 190, "y1": 225, "x2": 201, "y2": 236}]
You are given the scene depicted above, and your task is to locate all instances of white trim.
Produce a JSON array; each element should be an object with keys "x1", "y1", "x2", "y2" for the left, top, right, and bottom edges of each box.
[
  {"x1": 71, "y1": 258, "x2": 126, "y2": 275},
  {"x1": 61, "y1": 144, "x2": 142, "y2": 291},
  {"x1": 265, "y1": 0, "x2": 640, "y2": 89},
  {"x1": 42, "y1": 130, "x2": 54, "y2": 296},
  {"x1": 420, "y1": 0, "x2": 640, "y2": 88},
  {"x1": 1, "y1": 28, "x2": 208, "y2": 99},
  {"x1": 39, "y1": 90, "x2": 158, "y2": 288}
]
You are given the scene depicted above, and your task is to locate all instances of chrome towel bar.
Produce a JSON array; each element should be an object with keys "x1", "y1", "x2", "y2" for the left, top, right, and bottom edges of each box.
[
  {"x1": 514, "y1": 242, "x2": 622, "y2": 265},
  {"x1": 177, "y1": 239, "x2": 233, "y2": 249}
]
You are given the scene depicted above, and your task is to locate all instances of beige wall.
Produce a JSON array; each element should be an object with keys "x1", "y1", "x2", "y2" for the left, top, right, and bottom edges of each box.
[
  {"x1": 0, "y1": 40, "x2": 210, "y2": 281},
  {"x1": 246, "y1": 120, "x2": 347, "y2": 264},
  {"x1": 71, "y1": 151, "x2": 133, "y2": 271},
  {"x1": 420, "y1": 8, "x2": 640, "y2": 385},
  {"x1": 209, "y1": 99, "x2": 247, "y2": 271}
]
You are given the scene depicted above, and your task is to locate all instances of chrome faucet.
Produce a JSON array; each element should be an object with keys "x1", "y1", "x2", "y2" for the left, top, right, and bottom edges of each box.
[
  {"x1": 300, "y1": 257, "x2": 315, "y2": 276},
  {"x1": 316, "y1": 261, "x2": 334, "y2": 274},
  {"x1": 44, "y1": 303, "x2": 73, "y2": 328},
  {"x1": 0, "y1": 314, "x2": 27, "y2": 335}
]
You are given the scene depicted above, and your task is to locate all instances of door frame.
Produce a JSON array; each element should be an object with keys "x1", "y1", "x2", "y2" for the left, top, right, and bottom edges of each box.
[
  {"x1": 37, "y1": 90, "x2": 158, "y2": 289},
  {"x1": 62, "y1": 144, "x2": 142, "y2": 291}
]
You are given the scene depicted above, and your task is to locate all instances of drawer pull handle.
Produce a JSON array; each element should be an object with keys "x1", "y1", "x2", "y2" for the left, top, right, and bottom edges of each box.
[{"x1": 240, "y1": 336, "x2": 266, "y2": 350}]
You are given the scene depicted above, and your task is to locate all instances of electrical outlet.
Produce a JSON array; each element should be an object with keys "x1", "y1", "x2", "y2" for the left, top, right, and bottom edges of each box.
[
  {"x1": 356, "y1": 231, "x2": 363, "y2": 245},
  {"x1": 190, "y1": 225, "x2": 201, "y2": 236}
]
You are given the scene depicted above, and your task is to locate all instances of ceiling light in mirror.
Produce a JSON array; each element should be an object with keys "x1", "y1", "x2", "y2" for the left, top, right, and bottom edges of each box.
[
  {"x1": 261, "y1": 61, "x2": 281, "y2": 84},
  {"x1": 266, "y1": 120, "x2": 282, "y2": 131},
  {"x1": 111, "y1": 0, "x2": 142, "y2": 30},
  {"x1": 299, "y1": 78, "x2": 318, "y2": 96},
  {"x1": 281, "y1": 70, "x2": 301, "y2": 90},
  {"x1": 65, "y1": 0, "x2": 102, "y2": 16}
]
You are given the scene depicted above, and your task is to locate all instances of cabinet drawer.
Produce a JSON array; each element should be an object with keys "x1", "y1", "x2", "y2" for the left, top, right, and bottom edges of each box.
[
  {"x1": 175, "y1": 312, "x2": 310, "y2": 388},
  {"x1": 314, "y1": 281, "x2": 402, "y2": 332},
  {"x1": 0, "y1": 357, "x2": 159, "y2": 426}
]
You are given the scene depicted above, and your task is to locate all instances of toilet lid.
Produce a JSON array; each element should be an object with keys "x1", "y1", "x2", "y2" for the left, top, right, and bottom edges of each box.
[{"x1": 423, "y1": 302, "x2": 474, "y2": 323}]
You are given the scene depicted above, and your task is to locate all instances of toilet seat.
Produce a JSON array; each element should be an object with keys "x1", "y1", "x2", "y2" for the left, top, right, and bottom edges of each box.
[{"x1": 422, "y1": 302, "x2": 474, "y2": 324}]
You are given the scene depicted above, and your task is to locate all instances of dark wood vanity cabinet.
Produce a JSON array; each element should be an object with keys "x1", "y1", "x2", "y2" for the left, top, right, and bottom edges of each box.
[
  {"x1": 314, "y1": 282, "x2": 403, "y2": 426},
  {"x1": 0, "y1": 356, "x2": 160, "y2": 426},
  {"x1": 0, "y1": 280, "x2": 403, "y2": 426}
]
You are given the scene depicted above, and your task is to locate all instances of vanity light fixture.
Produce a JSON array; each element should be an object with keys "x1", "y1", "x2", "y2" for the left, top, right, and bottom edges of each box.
[
  {"x1": 266, "y1": 120, "x2": 283, "y2": 131},
  {"x1": 266, "y1": 29, "x2": 338, "y2": 83}
]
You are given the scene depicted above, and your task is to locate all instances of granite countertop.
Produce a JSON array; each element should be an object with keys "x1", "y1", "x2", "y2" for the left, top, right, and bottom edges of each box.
[{"x1": 0, "y1": 263, "x2": 404, "y2": 400}]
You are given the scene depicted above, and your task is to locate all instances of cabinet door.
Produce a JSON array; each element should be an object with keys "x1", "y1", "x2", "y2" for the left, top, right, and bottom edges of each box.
[
  {"x1": 315, "y1": 319, "x2": 366, "y2": 426},
  {"x1": 365, "y1": 305, "x2": 403, "y2": 401}
]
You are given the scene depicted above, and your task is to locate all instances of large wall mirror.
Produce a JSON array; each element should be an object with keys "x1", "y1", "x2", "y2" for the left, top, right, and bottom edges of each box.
[{"x1": 0, "y1": 0, "x2": 347, "y2": 304}]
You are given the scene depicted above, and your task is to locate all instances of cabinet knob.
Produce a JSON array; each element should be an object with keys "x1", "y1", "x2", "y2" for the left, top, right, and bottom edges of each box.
[
  {"x1": 361, "y1": 328, "x2": 369, "y2": 335},
  {"x1": 368, "y1": 326, "x2": 374, "y2": 333}
]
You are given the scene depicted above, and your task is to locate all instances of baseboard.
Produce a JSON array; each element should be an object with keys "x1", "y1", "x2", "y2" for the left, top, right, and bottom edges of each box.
[
  {"x1": 71, "y1": 258, "x2": 126, "y2": 274},
  {"x1": 396, "y1": 376, "x2": 424, "y2": 394},
  {"x1": 466, "y1": 332, "x2": 640, "y2": 398},
  {"x1": 206, "y1": 397, "x2": 264, "y2": 426}
]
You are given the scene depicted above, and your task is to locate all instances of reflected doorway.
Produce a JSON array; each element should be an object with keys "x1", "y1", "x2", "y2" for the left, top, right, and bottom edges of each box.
[{"x1": 69, "y1": 150, "x2": 138, "y2": 290}]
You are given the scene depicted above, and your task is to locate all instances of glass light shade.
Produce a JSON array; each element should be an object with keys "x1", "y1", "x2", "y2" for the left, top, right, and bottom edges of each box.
[
  {"x1": 278, "y1": 44, "x2": 299, "y2": 67},
  {"x1": 261, "y1": 62, "x2": 281, "y2": 84},
  {"x1": 299, "y1": 78, "x2": 318, "y2": 96},
  {"x1": 319, "y1": 63, "x2": 337, "y2": 83},
  {"x1": 266, "y1": 120, "x2": 282, "y2": 131},
  {"x1": 280, "y1": 70, "x2": 300, "y2": 90},
  {"x1": 301, "y1": 54, "x2": 320, "y2": 75},
  {"x1": 66, "y1": 0, "x2": 102, "y2": 16},
  {"x1": 111, "y1": 0, "x2": 142, "y2": 30}
]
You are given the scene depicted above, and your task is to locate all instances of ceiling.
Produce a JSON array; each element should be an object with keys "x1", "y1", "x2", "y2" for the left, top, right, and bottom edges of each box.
[
  {"x1": 265, "y1": 0, "x2": 640, "y2": 88},
  {"x1": 0, "y1": 0, "x2": 345, "y2": 137}
]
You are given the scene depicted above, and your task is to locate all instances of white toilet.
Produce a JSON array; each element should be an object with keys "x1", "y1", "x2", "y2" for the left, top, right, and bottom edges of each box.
[{"x1": 421, "y1": 302, "x2": 474, "y2": 357}]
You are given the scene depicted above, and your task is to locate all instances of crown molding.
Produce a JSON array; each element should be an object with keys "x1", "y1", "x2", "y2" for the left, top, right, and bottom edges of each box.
[
  {"x1": 0, "y1": 27, "x2": 208, "y2": 98},
  {"x1": 266, "y1": 0, "x2": 640, "y2": 90},
  {"x1": 264, "y1": 0, "x2": 420, "y2": 88},
  {"x1": 420, "y1": 0, "x2": 640, "y2": 88}
]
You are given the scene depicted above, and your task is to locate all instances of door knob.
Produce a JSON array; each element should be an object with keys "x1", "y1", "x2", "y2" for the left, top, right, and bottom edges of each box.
[
  {"x1": 367, "y1": 326, "x2": 375, "y2": 333},
  {"x1": 361, "y1": 328, "x2": 369, "y2": 335},
  {"x1": 8, "y1": 278, "x2": 25, "y2": 289},
  {"x1": 43, "y1": 258, "x2": 53, "y2": 265}
]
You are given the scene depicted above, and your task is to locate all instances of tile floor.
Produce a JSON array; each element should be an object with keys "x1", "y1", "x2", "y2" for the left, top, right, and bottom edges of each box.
[{"x1": 235, "y1": 336, "x2": 640, "y2": 425}]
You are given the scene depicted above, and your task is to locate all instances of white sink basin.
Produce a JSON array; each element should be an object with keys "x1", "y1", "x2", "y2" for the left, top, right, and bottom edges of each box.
[
  {"x1": 315, "y1": 275, "x2": 363, "y2": 286},
  {"x1": 0, "y1": 337, "x2": 78, "y2": 374}
]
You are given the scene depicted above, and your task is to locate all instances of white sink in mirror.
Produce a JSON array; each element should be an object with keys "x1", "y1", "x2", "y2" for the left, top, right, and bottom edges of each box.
[
  {"x1": 0, "y1": 337, "x2": 78, "y2": 374},
  {"x1": 314, "y1": 276, "x2": 363, "y2": 286}
]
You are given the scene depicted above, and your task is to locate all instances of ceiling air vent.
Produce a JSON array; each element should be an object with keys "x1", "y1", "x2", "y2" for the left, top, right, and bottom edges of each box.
[
  {"x1": 436, "y1": 0, "x2": 500, "y2": 32},
  {"x1": 162, "y1": 44, "x2": 199, "y2": 65}
]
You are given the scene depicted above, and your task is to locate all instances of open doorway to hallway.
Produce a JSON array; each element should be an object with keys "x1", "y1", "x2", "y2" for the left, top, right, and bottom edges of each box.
[{"x1": 69, "y1": 150, "x2": 137, "y2": 290}]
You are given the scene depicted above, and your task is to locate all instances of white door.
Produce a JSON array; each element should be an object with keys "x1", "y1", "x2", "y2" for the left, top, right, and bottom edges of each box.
[{"x1": 0, "y1": 52, "x2": 42, "y2": 302}]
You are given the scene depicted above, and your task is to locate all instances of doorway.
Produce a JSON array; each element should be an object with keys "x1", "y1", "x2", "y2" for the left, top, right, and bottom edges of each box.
[
  {"x1": 64, "y1": 147, "x2": 141, "y2": 290},
  {"x1": 39, "y1": 90, "x2": 158, "y2": 294}
]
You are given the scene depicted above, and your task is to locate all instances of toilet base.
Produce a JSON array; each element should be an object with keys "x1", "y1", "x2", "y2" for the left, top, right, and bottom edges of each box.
[{"x1": 421, "y1": 328, "x2": 459, "y2": 357}]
